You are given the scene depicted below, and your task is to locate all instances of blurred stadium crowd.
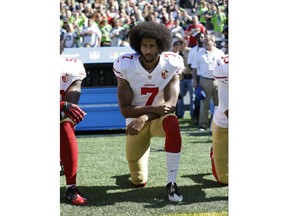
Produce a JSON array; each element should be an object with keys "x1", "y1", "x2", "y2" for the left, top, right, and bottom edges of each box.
[{"x1": 60, "y1": 0, "x2": 228, "y2": 52}]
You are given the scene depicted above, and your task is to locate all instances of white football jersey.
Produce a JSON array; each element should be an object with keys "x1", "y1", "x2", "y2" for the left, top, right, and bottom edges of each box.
[
  {"x1": 213, "y1": 54, "x2": 229, "y2": 128},
  {"x1": 113, "y1": 52, "x2": 184, "y2": 124},
  {"x1": 60, "y1": 56, "x2": 86, "y2": 101}
]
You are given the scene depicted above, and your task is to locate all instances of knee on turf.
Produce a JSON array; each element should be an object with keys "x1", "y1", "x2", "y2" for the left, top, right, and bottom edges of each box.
[
  {"x1": 217, "y1": 174, "x2": 228, "y2": 185},
  {"x1": 130, "y1": 172, "x2": 147, "y2": 186}
]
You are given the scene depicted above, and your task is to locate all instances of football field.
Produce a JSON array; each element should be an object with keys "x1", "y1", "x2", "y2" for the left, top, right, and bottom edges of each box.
[{"x1": 60, "y1": 114, "x2": 228, "y2": 215}]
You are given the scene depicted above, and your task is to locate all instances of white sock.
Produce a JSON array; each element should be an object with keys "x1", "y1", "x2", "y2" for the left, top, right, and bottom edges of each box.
[
  {"x1": 66, "y1": 184, "x2": 75, "y2": 189},
  {"x1": 166, "y1": 152, "x2": 181, "y2": 184}
]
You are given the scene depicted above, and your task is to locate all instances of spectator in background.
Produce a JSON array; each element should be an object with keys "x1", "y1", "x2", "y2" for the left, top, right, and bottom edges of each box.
[
  {"x1": 188, "y1": 32, "x2": 206, "y2": 125},
  {"x1": 211, "y1": 5, "x2": 227, "y2": 41},
  {"x1": 127, "y1": 15, "x2": 138, "y2": 37},
  {"x1": 179, "y1": 0, "x2": 193, "y2": 11},
  {"x1": 145, "y1": 12, "x2": 157, "y2": 22},
  {"x1": 107, "y1": 4, "x2": 119, "y2": 21},
  {"x1": 105, "y1": 6, "x2": 116, "y2": 27},
  {"x1": 93, "y1": 11, "x2": 104, "y2": 27},
  {"x1": 100, "y1": 17, "x2": 112, "y2": 47},
  {"x1": 176, "y1": 39, "x2": 194, "y2": 123},
  {"x1": 61, "y1": 18, "x2": 68, "y2": 33},
  {"x1": 170, "y1": 39, "x2": 182, "y2": 57},
  {"x1": 153, "y1": 11, "x2": 163, "y2": 23},
  {"x1": 91, "y1": 0, "x2": 103, "y2": 9},
  {"x1": 137, "y1": 0, "x2": 148, "y2": 11},
  {"x1": 171, "y1": 19, "x2": 186, "y2": 45},
  {"x1": 192, "y1": 34, "x2": 224, "y2": 131},
  {"x1": 176, "y1": 7, "x2": 192, "y2": 31},
  {"x1": 134, "y1": 8, "x2": 146, "y2": 23},
  {"x1": 197, "y1": 1, "x2": 208, "y2": 26},
  {"x1": 72, "y1": 11, "x2": 87, "y2": 47},
  {"x1": 164, "y1": 12, "x2": 176, "y2": 30},
  {"x1": 64, "y1": 9, "x2": 76, "y2": 26},
  {"x1": 118, "y1": 9, "x2": 131, "y2": 42},
  {"x1": 60, "y1": 0, "x2": 66, "y2": 19},
  {"x1": 80, "y1": 17, "x2": 102, "y2": 47},
  {"x1": 108, "y1": 0, "x2": 119, "y2": 12},
  {"x1": 186, "y1": 15, "x2": 206, "y2": 48},
  {"x1": 151, "y1": 0, "x2": 163, "y2": 13},
  {"x1": 123, "y1": 0, "x2": 134, "y2": 16},
  {"x1": 83, "y1": 2, "x2": 94, "y2": 18},
  {"x1": 109, "y1": 19, "x2": 125, "y2": 47},
  {"x1": 63, "y1": 23, "x2": 78, "y2": 48},
  {"x1": 171, "y1": 40, "x2": 181, "y2": 54},
  {"x1": 222, "y1": 19, "x2": 228, "y2": 53},
  {"x1": 203, "y1": 2, "x2": 217, "y2": 34},
  {"x1": 77, "y1": 1, "x2": 85, "y2": 13},
  {"x1": 219, "y1": 0, "x2": 228, "y2": 17},
  {"x1": 73, "y1": 10, "x2": 87, "y2": 29},
  {"x1": 64, "y1": 0, "x2": 78, "y2": 12},
  {"x1": 60, "y1": 0, "x2": 228, "y2": 50},
  {"x1": 159, "y1": 7, "x2": 169, "y2": 24},
  {"x1": 119, "y1": 8, "x2": 131, "y2": 26}
]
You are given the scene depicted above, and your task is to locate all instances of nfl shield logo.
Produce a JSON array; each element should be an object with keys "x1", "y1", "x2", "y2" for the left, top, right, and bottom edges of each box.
[{"x1": 89, "y1": 51, "x2": 100, "y2": 60}]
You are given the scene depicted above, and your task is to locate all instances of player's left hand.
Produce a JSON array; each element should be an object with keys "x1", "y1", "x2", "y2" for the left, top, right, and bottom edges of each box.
[
  {"x1": 152, "y1": 104, "x2": 175, "y2": 116},
  {"x1": 126, "y1": 118, "x2": 145, "y2": 136}
]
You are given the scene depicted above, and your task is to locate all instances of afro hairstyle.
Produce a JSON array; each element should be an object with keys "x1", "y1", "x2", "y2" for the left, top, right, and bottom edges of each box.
[{"x1": 128, "y1": 21, "x2": 172, "y2": 54}]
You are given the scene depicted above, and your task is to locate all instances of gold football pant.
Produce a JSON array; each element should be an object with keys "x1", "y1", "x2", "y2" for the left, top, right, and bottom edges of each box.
[
  {"x1": 126, "y1": 114, "x2": 177, "y2": 185},
  {"x1": 211, "y1": 121, "x2": 228, "y2": 185}
]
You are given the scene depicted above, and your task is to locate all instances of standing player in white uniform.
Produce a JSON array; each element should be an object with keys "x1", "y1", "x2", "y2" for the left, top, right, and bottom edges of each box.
[
  {"x1": 211, "y1": 54, "x2": 229, "y2": 185},
  {"x1": 113, "y1": 21, "x2": 184, "y2": 202},
  {"x1": 60, "y1": 35, "x2": 87, "y2": 205}
]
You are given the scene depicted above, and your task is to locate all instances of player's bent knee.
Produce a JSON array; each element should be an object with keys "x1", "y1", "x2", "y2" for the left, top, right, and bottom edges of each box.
[
  {"x1": 212, "y1": 171, "x2": 228, "y2": 185},
  {"x1": 218, "y1": 175, "x2": 228, "y2": 185},
  {"x1": 131, "y1": 172, "x2": 147, "y2": 186},
  {"x1": 163, "y1": 115, "x2": 181, "y2": 153},
  {"x1": 128, "y1": 161, "x2": 148, "y2": 186},
  {"x1": 162, "y1": 115, "x2": 180, "y2": 131}
]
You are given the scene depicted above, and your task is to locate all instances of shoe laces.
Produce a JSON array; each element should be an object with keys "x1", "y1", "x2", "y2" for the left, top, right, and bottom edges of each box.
[
  {"x1": 167, "y1": 182, "x2": 181, "y2": 196},
  {"x1": 66, "y1": 186, "x2": 82, "y2": 199}
]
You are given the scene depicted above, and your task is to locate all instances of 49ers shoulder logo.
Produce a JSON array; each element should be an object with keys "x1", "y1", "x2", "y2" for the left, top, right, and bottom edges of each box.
[
  {"x1": 161, "y1": 70, "x2": 169, "y2": 79},
  {"x1": 61, "y1": 73, "x2": 70, "y2": 82}
]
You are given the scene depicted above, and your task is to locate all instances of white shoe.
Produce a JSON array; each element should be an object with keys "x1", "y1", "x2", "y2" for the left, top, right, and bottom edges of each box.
[{"x1": 166, "y1": 182, "x2": 183, "y2": 202}]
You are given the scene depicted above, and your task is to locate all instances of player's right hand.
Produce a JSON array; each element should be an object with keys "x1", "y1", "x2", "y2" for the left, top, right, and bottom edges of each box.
[
  {"x1": 62, "y1": 102, "x2": 86, "y2": 124},
  {"x1": 126, "y1": 118, "x2": 145, "y2": 136}
]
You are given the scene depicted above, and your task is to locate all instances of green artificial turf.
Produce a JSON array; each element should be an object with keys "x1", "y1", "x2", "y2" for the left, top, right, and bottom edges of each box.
[{"x1": 60, "y1": 114, "x2": 228, "y2": 216}]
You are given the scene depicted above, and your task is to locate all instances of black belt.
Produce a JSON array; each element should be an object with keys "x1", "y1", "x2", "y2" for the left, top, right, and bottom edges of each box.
[
  {"x1": 200, "y1": 76, "x2": 214, "y2": 80},
  {"x1": 183, "y1": 74, "x2": 193, "y2": 79}
]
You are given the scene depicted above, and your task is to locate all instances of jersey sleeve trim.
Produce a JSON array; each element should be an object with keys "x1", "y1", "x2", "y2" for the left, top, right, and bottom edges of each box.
[{"x1": 113, "y1": 67, "x2": 124, "y2": 78}]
